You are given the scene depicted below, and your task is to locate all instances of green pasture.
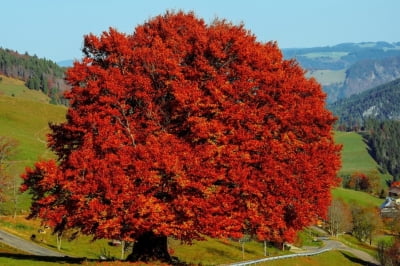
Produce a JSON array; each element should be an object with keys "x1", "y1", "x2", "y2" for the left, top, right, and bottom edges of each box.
[
  {"x1": 258, "y1": 250, "x2": 368, "y2": 266},
  {"x1": 335, "y1": 131, "x2": 380, "y2": 175},
  {"x1": 334, "y1": 131, "x2": 392, "y2": 187},
  {"x1": 332, "y1": 187, "x2": 383, "y2": 208},
  {"x1": 0, "y1": 75, "x2": 49, "y2": 103},
  {"x1": 307, "y1": 69, "x2": 346, "y2": 85},
  {"x1": 302, "y1": 51, "x2": 348, "y2": 59},
  {"x1": 0, "y1": 77, "x2": 66, "y2": 214}
]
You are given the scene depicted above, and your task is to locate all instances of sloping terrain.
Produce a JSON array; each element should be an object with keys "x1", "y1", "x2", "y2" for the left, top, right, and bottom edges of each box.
[
  {"x1": 0, "y1": 75, "x2": 66, "y2": 213},
  {"x1": 329, "y1": 78, "x2": 400, "y2": 128}
]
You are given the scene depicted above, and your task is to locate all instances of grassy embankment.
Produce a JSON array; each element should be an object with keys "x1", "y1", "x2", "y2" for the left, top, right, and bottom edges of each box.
[{"x1": 0, "y1": 75, "x2": 66, "y2": 213}]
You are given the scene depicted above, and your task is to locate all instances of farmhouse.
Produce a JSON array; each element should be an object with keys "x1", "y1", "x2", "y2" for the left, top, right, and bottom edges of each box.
[{"x1": 380, "y1": 187, "x2": 400, "y2": 217}]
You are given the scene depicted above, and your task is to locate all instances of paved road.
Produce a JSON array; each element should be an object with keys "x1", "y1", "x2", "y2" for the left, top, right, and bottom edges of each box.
[
  {"x1": 309, "y1": 226, "x2": 379, "y2": 265},
  {"x1": 230, "y1": 231, "x2": 380, "y2": 266},
  {"x1": 320, "y1": 239, "x2": 379, "y2": 265},
  {"x1": 0, "y1": 229, "x2": 66, "y2": 257}
]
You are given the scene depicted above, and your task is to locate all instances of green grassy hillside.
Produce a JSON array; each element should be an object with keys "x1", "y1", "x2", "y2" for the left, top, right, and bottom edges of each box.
[
  {"x1": 0, "y1": 75, "x2": 66, "y2": 213},
  {"x1": 0, "y1": 75, "x2": 50, "y2": 103},
  {"x1": 335, "y1": 131, "x2": 379, "y2": 175},
  {"x1": 333, "y1": 131, "x2": 388, "y2": 207},
  {"x1": 332, "y1": 187, "x2": 382, "y2": 207},
  {"x1": 307, "y1": 69, "x2": 346, "y2": 86},
  {"x1": 0, "y1": 94, "x2": 66, "y2": 166}
]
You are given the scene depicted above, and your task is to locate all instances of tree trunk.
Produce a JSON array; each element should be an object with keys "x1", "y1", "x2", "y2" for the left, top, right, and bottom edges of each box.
[
  {"x1": 126, "y1": 231, "x2": 171, "y2": 262},
  {"x1": 121, "y1": 240, "x2": 125, "y2": 260},
  {"x1": 56, "y1": 232, "x2": 62, "y2": 251}
]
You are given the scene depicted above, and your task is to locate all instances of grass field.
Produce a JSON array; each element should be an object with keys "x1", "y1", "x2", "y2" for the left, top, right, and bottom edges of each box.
[
  {"x1": 302, "y1": 51, "x2": 348, "y2": 59},
  {"x1": 0, "y1": 77, "x2": 66, "y2": 214},
  {"x1": 0, "y1": 75, "x2": 50, "y2": 103},
  {"x1": 334, "y1": 131, "x2": 392, "y2": 188},
  {"x1": 332, "y1": 187, "x2": 383, "y2": 207},
  {"x1": 334, "y1": 131, "x2": 379, "y2": 175},
  {"x1": 333, "y1": 131, "x2": 387, "y2": 207},
  {"x1": 256, "y1": 250, "x2": 368, "y2": 266},
  {"x1": 307, "y1": 69, "x2": 346, "y2": 86},
  {"x1": 0, "y1": 74, "x2": 65, "y2": 161}
]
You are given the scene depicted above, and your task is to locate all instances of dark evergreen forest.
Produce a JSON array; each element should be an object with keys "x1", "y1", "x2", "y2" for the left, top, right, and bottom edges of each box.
[
  {"x1": 365, "y1": 119, "x2": 400, "y2": 181},
  {"x1": 329, "y1": 78, "x2": 400, "y2": 130}
]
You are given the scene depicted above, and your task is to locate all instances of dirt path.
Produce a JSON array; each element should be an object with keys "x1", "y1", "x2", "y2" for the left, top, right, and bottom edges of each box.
[{"x1": 0, "y1": 229, "x2": 66, "y2": 257}]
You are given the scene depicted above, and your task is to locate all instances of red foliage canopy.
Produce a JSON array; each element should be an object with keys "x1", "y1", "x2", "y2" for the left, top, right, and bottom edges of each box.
[{"x1": 21, "y1": 11, "x2": 341, "y2": 244}]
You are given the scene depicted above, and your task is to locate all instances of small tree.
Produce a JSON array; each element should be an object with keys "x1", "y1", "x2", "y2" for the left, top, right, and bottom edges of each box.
[
  {"x1": 0, "y1": 136, "x2": 18, "y2": 205},
  {"x1": 351, "y1": 206, "x2": 381, "y2": 245},
  {"x1": 346, "y1": 172, "x2": 370, "y2": 191},
  {"x1": 377, "y1": 239, "x2": 393, "y2": 266},
  {"x1": 21, "y1": 11, "x2": 341, "y2": 262},
  {"x1": 366, "y1": 169, "x2": 382, "y2": 195},
  {"x1": 327, "y1": 199, "x2": 352, "y2": 237},
  {"x1": 378, "y1": 238, "x2": 400, "y2": 266}
]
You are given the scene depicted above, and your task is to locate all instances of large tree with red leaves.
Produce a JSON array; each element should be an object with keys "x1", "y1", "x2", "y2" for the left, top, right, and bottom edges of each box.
[{"x1": 21, "y1": 11, "x2": 341, "y2": 262}]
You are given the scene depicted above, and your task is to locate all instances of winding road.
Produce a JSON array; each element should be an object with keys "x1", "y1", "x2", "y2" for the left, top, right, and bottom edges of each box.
[
  {"x1": 0, "y1": 229, "x2": 66, "y2": 257},
  {"x1": 230, "y1": 234, "x2": 380, "y2": 266},
  {"x1": 317, "y1": 238, "x2": 379, "y2": 265}
]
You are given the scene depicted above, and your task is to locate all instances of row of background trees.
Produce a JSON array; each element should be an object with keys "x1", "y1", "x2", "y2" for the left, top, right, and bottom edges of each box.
[
  {"x1": 364, "y1": 119, "x2": 400, "y2": 181},
  {"x1": 0, "y1": 48, "x2": 68, "y2": 104}
]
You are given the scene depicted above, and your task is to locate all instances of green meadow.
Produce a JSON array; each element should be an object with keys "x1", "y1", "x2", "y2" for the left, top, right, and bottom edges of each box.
[
  {"x1": 307, "y1": 69, "x2": 346, "y2": 85},
  {"x1": 0, "y1": 75, "x2": 50, "y2": 103},
  {"x1": 334, "y1": 131, "x2": 379, "y2": 175},
  {"x1": 332, "y1": 187, "x2": 383, "y2": 207},
  {"x1": 0, "y1": 74, "x2": 66, "y2": 166},
  {"x1": 0, "y1": 75, "x2": 66, "y2": 213}
]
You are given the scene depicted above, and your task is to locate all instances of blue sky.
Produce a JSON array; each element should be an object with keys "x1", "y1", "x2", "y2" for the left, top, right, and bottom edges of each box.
[{"x1": 1, "y1": 0, "x2": 399, "y2": 62}]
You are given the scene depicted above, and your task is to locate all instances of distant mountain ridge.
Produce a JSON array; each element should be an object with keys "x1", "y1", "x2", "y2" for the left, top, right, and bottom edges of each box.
[
  {"x1": 283, "y1": 41, "x2": 400, "y2": 70},
  {"x1": 282, "y1": 42, "x2": 400, "y2": 103}
]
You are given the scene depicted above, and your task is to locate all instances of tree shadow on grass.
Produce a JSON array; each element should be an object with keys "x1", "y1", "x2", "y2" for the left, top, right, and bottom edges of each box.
[
  {"x1": 216, "y1": 239, "x2": 259, "y2": 255},
  {"x1": 0, "y1": 253, "x2": 190, "y2": 265},
  {"x1": 340, "y1": 251, "x2": 379, "y2": 266},
  {"x1": 0, "y1": 253, "x2": 94, "y2": 264}
]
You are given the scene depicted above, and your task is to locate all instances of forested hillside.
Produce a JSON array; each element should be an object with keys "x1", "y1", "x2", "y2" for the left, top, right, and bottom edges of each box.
[
  {"x1": 0, "y1": 48, "x2": 68, "y2": 104},
  {"x1": 329, "y1": 78, "x2": 400, "y2": 129},
  {"x1": 364, "y1": 119, "x2": 400, "y2": 181}
]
